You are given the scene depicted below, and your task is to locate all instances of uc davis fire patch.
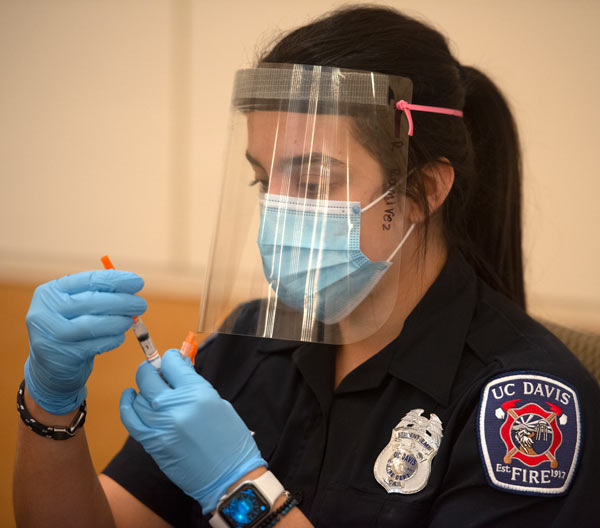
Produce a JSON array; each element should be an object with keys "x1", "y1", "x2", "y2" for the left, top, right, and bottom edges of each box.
[{"x1": 478, "y1": 372, "x2": 581, "y2": 496}]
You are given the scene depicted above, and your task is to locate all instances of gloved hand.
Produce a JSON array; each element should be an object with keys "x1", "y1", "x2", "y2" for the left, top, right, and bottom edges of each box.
[
  {"x1": 25, "y1": 270, "x2": 146, "y2": 415},
  {"x1": 120, "y1": 349, "x2": 266, "y2": 513}
]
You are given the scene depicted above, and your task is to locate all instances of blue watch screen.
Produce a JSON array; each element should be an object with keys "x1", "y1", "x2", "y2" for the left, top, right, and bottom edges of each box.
[{"x1": 219, "y1": 484, "x2": 270, "y2": 527}]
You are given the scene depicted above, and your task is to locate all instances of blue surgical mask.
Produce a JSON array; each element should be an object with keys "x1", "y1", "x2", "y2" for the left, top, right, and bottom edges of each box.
[{"x1": 257, "y1": 192, "x2": 415, "y2": 324}]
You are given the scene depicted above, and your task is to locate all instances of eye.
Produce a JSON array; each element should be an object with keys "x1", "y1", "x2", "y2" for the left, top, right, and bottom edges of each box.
[
  {"x1": 296, "y1": 170, "x2": 324, "y2": 196},
  {"x1": 301, "y1": 183, "x2": 322, "y2": 197},
  {"x1": 249, "y1": 178, "x2": 269, "y2": 193}
]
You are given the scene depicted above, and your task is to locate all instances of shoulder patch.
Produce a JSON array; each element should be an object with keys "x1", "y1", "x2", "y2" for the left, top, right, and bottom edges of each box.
[{"x1": 477, "y1": 371, "x2": 582, "y2": 496}]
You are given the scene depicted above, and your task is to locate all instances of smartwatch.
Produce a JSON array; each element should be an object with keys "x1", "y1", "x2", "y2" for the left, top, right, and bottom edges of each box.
[{"x1": 209, "y1": 471, "x2": 285, "y2": 528}]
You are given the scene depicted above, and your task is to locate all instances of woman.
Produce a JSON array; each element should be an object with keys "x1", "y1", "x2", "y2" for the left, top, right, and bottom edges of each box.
[{"x1": 14, "y1": 6, "x2": 600, "y2": 527}]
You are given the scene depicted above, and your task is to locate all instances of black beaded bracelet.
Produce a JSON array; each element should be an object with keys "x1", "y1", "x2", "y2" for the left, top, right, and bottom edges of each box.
[
  {"x1": 16, "y1": 380, "x2": 87, "y2": 440},
  {"x1": 257, "y1": 491, "x2": 299, "y2": 528}
]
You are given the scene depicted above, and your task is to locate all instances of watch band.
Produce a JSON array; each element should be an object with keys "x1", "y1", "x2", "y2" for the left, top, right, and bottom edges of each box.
[
  {"x1": 250, "y1": 471, "x2": 285, "y2": 504},
  {"x1": 210, "y1": 471, "x2": 285, "y2": 528}
]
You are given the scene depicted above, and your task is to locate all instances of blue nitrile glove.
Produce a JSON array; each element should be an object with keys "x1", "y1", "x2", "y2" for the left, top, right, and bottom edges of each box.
[
  {"x1": 25, "y1": 270, "x2": 146, "y2": 415},
  {"x1": 119, "y1": 348, "x2": 266, "y2": 513}
]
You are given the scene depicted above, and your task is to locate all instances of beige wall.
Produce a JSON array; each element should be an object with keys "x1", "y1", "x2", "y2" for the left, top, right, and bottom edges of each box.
[{"x1": 1, "y1": 1, "x2": 599, "y2": 320}]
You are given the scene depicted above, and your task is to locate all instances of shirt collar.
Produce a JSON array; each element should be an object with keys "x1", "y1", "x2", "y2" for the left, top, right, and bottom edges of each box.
[{"x1": 386, "y1": 250, "x2": 477, "y2": 406}]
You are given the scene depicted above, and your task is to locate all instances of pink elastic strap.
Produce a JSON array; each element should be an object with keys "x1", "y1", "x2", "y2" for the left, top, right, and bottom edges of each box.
[{"x1": 396, "y1": 100, "x2": 464, "y2": 136}]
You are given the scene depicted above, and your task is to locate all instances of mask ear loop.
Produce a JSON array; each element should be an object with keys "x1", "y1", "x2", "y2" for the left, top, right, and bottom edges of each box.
[
  {"x1": 361, "y1": 167, "x2": 419, "y2": 213},
  {"x1": 387, "y1": 223, "x2": 416, "y2": 262},
  {"x1": 359, "y1": 189, "x2": 416, "y2": 263},
  {"x1": 361, "y1": 189, "x2": 392, "y2": 213},
  {"x1": 396, "y1": 100, "x2": 464, "y2": 136}
]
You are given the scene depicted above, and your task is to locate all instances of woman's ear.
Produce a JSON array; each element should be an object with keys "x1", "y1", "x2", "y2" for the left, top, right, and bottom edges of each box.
[{"x1": 408, "y1": 158, "x2": 454, "y2": 223}]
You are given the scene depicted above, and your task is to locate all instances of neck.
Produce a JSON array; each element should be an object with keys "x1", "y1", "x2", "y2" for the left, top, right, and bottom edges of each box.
[{"x1": 334, "y1": 233, "x2": 448, "y2": 389}]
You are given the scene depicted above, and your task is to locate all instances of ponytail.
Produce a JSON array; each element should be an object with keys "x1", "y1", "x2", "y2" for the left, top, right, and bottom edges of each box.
[{"x1": 449, "y1": 66, "x2": 525, "y2": 308}]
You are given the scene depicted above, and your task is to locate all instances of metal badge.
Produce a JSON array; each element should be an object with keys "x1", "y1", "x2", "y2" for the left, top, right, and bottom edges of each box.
[{"x1": 374, "y1": 409, "x2": 443, "y2": 494}]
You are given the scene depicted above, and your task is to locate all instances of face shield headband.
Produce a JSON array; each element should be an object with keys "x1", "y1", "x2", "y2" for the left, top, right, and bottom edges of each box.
[{"x1": 396, "y1": 100, "x2": 464, "y2": 136}]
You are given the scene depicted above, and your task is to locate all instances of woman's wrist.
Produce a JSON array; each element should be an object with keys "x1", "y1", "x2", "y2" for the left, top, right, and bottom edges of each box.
[
  {"x1": 223, "y1": 465, "x2": 287, "y2": 508},
  {"x1": 227, "y1": 466, "x2": 287, "y2": 510},
  {"x1": 225, "y1": 465, "x2": 269, "y2": 493},
  {"x1": 24, "y1": 386, "x2": 79, "y2": 426}
]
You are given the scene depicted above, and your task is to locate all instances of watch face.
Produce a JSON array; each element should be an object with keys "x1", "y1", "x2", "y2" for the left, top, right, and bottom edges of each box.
[{"x1": 219, "y1": 484, "x2": 270, "y2": 527}]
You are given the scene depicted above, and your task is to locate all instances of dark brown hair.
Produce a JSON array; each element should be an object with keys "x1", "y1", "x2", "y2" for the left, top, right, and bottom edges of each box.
[{"x1": 258, "y1": 5, "x2": 525, "y2": 308}]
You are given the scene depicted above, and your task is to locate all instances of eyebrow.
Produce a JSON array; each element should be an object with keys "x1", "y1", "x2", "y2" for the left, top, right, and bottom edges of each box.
[
  {"x1": 245, "y1": 151, "x2": 347, "y2": 173},
  {"x1": 245, "y1": 151, "x2": 266, "y2": 171}
]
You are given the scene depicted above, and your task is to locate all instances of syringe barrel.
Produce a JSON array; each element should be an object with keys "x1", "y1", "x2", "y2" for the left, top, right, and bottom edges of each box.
[{"x1": 131, "y1": 317, "x2": 161, "y2": 369}]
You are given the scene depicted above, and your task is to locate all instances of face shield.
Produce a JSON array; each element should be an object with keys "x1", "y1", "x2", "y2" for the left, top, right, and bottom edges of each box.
[{"x1": 199, "y1": 63, "x2": 413, "y2": 344}]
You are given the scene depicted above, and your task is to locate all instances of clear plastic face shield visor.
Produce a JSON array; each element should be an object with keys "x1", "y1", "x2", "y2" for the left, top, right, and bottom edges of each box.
[{"x1": 199, "y1": 63, "x2": 413, "y2": 344}]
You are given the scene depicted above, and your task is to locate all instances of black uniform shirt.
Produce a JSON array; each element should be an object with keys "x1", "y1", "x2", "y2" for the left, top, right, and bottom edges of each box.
[{"x1": 103, "y1": 251, "x2": 600, "y2": 527}]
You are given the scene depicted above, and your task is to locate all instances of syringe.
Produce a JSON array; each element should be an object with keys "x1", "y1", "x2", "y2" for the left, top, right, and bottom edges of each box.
[{"x1": 100, "y1": 255, "x2": 161, "y2": 370}]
